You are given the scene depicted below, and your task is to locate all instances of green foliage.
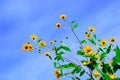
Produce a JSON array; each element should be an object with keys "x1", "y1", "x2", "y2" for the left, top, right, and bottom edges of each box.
[
  {"x1": 113, "y1": 46, "x2": 120, "y2": 63},
  {"x1": 56, "y1": 45, "x2": 71, "y2": 52},
  {"x1": 72, "y1": 23, "x2": 79, "y2": 29},
  {"x1": 88, "y1": 38, "x2": 96, "y2": 45},
  {"x1": 23, "y1": 17, "x2": 120, "y2": 80}
]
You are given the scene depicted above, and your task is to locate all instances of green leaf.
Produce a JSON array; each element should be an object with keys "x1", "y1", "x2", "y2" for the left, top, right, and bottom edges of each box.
[
  {"x1": 75, "y1": 67, "x2": 81, "y2": 73},
  {"x1": 106, "y1": 44, "x2": 112, "y2": 53},
  {"x1": 99, "y1": 47, "x2": 104, "y2": 52},
  {"x1": 37, "y1": 39, "x2": 42, "y2": 43},
  {"x1": 63, "y1": 63, "x2": 76, "y2": 69},
  {"x1": 80, "y1": 70, "x2": 85, "y2": 76},
  {"x1": 100, "y1": 52, "x2": 107, "y2": 60},
  {"x1": 48, "y1": 56, "x2": 52, "y2": 60},
  {"x1": 87, "y1": 78, "x2": 92, "y2": 80},
  {"x1": 72, "y1": 23, "x2": 78, "y2": 29},
  {"x1": 54, "y1": 55, "x2": 64, "y2": 62},
  {"x1": 54, "y1": 62, "x2": 57, "y2": 68},
  {"x1": 77, "y1": 50, "x2": 84, "y2": 55},
  {"x1": 57, "y1": 46, "x2": 71, "y2": 52},
  {"x1": 80, "y1": 40, "x2": 87, "y2": 44},
  {"x1": 113, "y1": 46, "x2": 120, "y2": 63},
  {"x1": 102, "y1": 63, "x2": 112, "y2": 73},
  {"x1": 72, "y1": 77, "x2": 75, "y2": 80},
  {"x1": 88, "y1": 38, "x2": 96, "y2": 45},
  {"x1": 93, "y1": 34, "x2": 96, "y2": 39}
]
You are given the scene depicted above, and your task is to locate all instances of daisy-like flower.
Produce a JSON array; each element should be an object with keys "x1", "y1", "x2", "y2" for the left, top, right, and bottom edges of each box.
[
  {"x1": 54, "y1": 70, "x2": 61, "y2": 80},
  {"x1": 93, "y1": 72, "x2": 100, "y2": 79},
  {"x1": 84, "y1": 51, "x2": 95, "y2": 56},
  {"x1": 50, "y1": 41, "x2": 55, "y2": 45},
  {"x1": 83, "y1": 45, "x2": 93, "y2": 53},
  {"x1": 88, "y1": 26, "x2": 96, "y2": 32},
  {"x1": 56, "y1": 23, "x2": 61, "y2": 29},
  {"x1": 30, "y1": 34, "x2": 38, "y2": 41},
  {"x1": 109, "y1": 37, "x2": 116, "y2": 43},
  {"x1": 108, "y1": 74, "x2": 116, "y2": 79},
  {"x1": 39, "y1": 41, "x2": 46, "y2": 47},
  {"x1": 86, "y1": 33, "x2": 92, "y2": 38},
  {"x1": 60, "y1": 14, "x2": 66, "y2": 20},
  {"x1": 100, "y1": 40, "x2": 108, "y2": 46},
  {"x1": 22, "y1": 42, "x2": 34, "y2": 52},
  {"x1": 44, "y1": 52, "x2": 50, "y2": 57}
]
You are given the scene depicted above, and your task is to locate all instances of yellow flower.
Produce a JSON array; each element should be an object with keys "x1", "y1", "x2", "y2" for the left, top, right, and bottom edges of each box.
[
  {"x1": 95, "y1": 54, "x2": 100, "y2": 61},
  {"x1": 39, "y1": 41, "x2": 46, "y2": 47},
  {"x1": 108, "y1": 74, "x2": 116, "y2": 79},
  {"x1": 22, "y1": 42, "x2": 34, "y2": 52},
  {"x1": 44, "y1": 52, "x2": 50, "y2": 57},
  {"x1": 93, "y1": 72, "x2": 100, "y2": 79},
  {"x1": 83, "y1": 45, "x2": 93, "y2": 53},
  {"x1": 100, "y1": 40, "x2": 108, "y2": 46},
  {"x1": 109, "y1": 60, "x2": 113, "y2": 66},
  {"x1": 84, "y1": 51, "x2": 95, "y2": 56},
  {"x1": 60, "y1": 14, "x2": 66, "y2": 20},
  {"x1": 88, "y1": 26, "x2": 96, "y2": 32},
  {"x1": 86, "y1": 33, "x2": 92, "y2": 38},
  {"x1": 54, "y1": 70, "x2": 61, "y2": 79},
  {"x1": 50, "y1": 41, "x2": 55, "y2": 45},
  {"x1": 109, "y1": 37, "x2": 116, "y2": 43},
  {"x1": 30, "y1": 34, "x2": 38, "y2": 41},
  {"x1": 56, "y1": 23, "x2": 61, "y2": 28}
]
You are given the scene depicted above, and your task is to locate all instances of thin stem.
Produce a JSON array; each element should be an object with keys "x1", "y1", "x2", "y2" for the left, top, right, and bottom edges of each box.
[{"x1": 71, "y1": 29, "x2": 83, "y2": 49}]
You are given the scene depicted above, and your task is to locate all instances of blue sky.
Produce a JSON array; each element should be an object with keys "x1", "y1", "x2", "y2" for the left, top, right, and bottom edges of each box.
[{"x1": 0, "y1": 0, "x2": 120, "y2": 80}]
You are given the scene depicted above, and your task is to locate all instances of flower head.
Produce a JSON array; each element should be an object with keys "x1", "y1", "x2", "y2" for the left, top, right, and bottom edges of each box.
[
  {"x1": 30, "y1": 34, "x2": 38, "y2": 41},
  {"x1": 22, "y1": 42, "x2": 34, "y2": 52},
  {"x1": 88, "y1": 26, "x2": 96, "y2": 32},
  {"x1": 100, "y1": 40, "x2": 108, "y2": 46},
  {"x1": 56, "y1": 23, "x2": 61, "y2": 29},
  {"x1": 50, "y1": 41, "x2": 55, "y2": 45},
  {"x1": 86, "y1": 33, "x2": 92, "y2": 38},
  {"x1": 83, "y1": 45, "x2": 93, "y2": 53},
  {"x1": 54, "y1": 70, "x2": 61, "y2": 79},
  {"x1": 39, "y1": 41, "x2": 46, "y2": 47},
  {"x1": 108, "y1": 74, "x2": 116, "y2": 79},
  {"x1": 60, "y1": 14, "x2": 66, "y2": 20},
  {"x1": 93, "y1": 72, "x2": 100, "y2": 79},
  {"x1": 44, "y1": 52, "x2": 50, "y2": 57},
  {"x1": 109, "y1": 37, "x2": 116, "y2": 43}
]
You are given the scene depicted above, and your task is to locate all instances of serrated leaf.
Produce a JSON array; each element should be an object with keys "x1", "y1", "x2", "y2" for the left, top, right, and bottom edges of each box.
[{"x1": 72, "y1": 23, "x2": 78, "y2": 29}]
